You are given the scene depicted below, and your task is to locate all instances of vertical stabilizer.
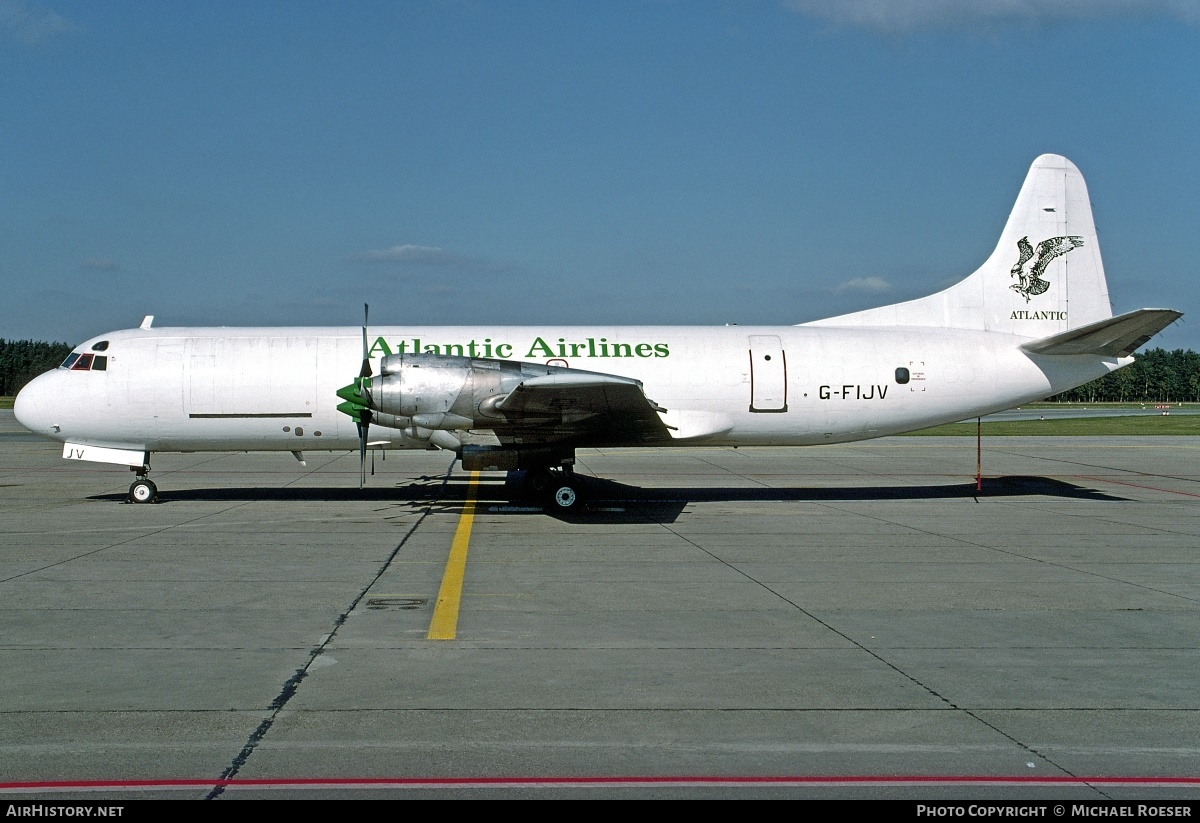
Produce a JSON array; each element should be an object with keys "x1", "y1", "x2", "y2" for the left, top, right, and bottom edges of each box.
[{"x1": 805, "y1": 154, "x2": 1113, "y2": 336}]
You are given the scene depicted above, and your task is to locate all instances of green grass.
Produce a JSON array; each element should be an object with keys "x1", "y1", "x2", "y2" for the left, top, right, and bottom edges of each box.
[
  {"x1": 905, "y1": 414, "x2": 1200, "y2": 436},
  {"x1": 0, "y1": 396, "x2": 12, "y2": 410},
  {"x1": 1020, "y1": 401, "x2": 1191, "y2": 410}
]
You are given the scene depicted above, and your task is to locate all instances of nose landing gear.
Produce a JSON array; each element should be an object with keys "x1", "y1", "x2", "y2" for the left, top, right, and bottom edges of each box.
[{"x1": 128, "y1": 462, "x2": 158, "y2": 504}]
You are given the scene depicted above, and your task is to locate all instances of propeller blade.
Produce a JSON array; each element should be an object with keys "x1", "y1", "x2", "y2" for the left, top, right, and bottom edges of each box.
[
  {"x1": 358, "y1": 303, "x2": 372, "y2": 489},
  {"x1": 361, "y1": 303, "x2": 369, "y2": 360},
  {"x1": 358, "y1": 410, "x2": 372, "y2": 489},
  {"x1": 359, "y1": 303, "x2": 372, "y2": 374}
]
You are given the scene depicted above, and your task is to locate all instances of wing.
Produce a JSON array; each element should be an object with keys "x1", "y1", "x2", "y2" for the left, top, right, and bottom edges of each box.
[
  {"x1": 358, "y1": 352, "x2": 674, "y2": 450},
  {"x1": 492, "y1": 371, "x2": 672, "y2": 446}
]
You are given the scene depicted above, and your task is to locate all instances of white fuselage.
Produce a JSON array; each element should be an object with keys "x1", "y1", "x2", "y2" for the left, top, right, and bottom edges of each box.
[{"x1": 14, "y1": 323, "x2": 1123, "y2": 459}]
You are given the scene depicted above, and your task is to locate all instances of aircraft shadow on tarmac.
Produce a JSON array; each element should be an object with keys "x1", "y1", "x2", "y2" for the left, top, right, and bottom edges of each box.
[{"x1": 88, "y1": 474, "x2": 1127, "y2": 523}]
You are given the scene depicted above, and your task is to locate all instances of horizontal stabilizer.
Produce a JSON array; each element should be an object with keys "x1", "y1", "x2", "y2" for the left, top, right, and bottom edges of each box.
[{"x1": 1020, "y1": 309, "x2": 1182, "y2": 357}]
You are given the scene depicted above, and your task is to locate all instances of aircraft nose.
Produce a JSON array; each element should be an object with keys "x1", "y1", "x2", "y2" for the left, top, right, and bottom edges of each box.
[{"x1": 13, "y1": 371, "x2": 61, "y2": 437}]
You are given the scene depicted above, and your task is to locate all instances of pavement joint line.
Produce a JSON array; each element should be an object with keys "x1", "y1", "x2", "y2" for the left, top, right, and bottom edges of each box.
[
  {"x1": 1008, "y1": 496, "x2": 1200, "y2": 543},
  {"x1": 987, "y1": 445, "x2": 1200, "y2": 480},
  {"x1": 800, "y1": 496, "x2": 1200, "y2": 606},
  {"x1": 427, "y1": 471, "x2": 481, "y2": 640},
  {"x1": 649, "y1": 517, "x2": 1095, "y2": 789},
  {"x1": 692, "y1": 454, "x2": 773, "y2": 488},
  {"x1": 1077, "y1": 474, "x2": 1200, "y2": 500},
  {"x1": 205, "y1": 458, "x2": 455, "y2": 800},
  {"x1": 0, "y1": 501, "x2": 261, "y2": 584},
  {"x1": 3, "y1": 432, "x2": 1198, "y2": 794},
  {"x1": 1, "y1": 451, "x2": 364, "y2": 584}
]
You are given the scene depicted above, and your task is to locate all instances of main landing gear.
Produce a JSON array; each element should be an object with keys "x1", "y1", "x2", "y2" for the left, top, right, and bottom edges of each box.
[
  {"x1": 128, "y1": 462, "x2": 158, "y2": 504},
  {"x1": 523, "y1": 466, "x2": 583, "y2": 512}
]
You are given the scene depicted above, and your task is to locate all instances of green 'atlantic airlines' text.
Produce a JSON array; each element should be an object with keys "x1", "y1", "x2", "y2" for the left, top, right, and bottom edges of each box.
[{"x1": 369, "y1": 336, "x2": 671, "y2": 360}]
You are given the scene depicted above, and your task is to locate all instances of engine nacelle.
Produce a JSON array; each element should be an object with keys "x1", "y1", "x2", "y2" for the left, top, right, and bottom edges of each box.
[
  {"x1": 364, "y1": 353, "x2": 555, "y2": 431},
  {"x1": 368, "y1": 354, "x2": 474, "y2": 424}
]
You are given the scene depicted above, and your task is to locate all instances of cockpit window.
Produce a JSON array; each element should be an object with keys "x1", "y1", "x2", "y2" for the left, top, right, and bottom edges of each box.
[
  {"x1": 61, "y1": 351, "x2": 110, "y2": 371},
  {"x1": 91, "y1": 341, "x2": 110, "y2": 352}
]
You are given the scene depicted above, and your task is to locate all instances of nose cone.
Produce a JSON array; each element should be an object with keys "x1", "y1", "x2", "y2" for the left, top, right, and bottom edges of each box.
[{"x1": 13, "y1": 371, "x2": 61, "y2": 439}]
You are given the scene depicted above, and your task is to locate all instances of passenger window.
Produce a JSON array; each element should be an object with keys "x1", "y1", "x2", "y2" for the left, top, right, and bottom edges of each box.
[
  {"x1": 72, "y1": 353, "x2": 94, "y2": 371},
  {"x1": 61, "y1": 353, "x2": 80, "y2": 369},
  {"x1": 92, "y1": 341, "x2": 110, "y2": 351},
  {"x1": 92, "y1": 355, "x2": 108, "y2": 371},
  {"x1": 895, "y1": 367, "x2": 910, "y2": 384}
]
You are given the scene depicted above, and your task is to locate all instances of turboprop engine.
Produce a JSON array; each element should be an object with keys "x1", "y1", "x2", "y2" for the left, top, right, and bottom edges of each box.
[
  {"x1": 368, "y1": 354, "x2": 476, "y2": 430},
  {"x1": 360, "y1": 353, "x2": 596, "y2": 432},
  {"x1": 335, "y1": 352, "x2": 660, "y2": 471}
]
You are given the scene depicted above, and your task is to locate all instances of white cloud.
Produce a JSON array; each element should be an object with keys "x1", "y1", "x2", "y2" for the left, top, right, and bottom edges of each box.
[
  {"x1": 348, "y1": 243, "x2": 518, "y2": 275},
  {"x1": 835, "y1": 276, "x2": 892, "y2": 293},
  {"x1": 0, "y1": 0, "x2": 80, "y2": 44},
  {"x1": 782, "y1": 0, "x2": 1200, "y2": 33},
  {"x1": 349, "y1": 244, "x2": 464, "y2": 264},
  {"x1": 82, "y1": 257, "x2": 120, "y2": 272}
]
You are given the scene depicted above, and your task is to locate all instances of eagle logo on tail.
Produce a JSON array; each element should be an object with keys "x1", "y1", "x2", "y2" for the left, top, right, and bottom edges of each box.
[{"x1": 1010, "y1": 235, "x2": 1084, "y2": 302}]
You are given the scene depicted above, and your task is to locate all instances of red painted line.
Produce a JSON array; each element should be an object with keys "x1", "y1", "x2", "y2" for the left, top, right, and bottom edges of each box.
[
  {"x1": 1078, "y1": 475, "x2": 1200, "y2": 499},
  {"x1": 2, "y1": 775, "x2": 1199, "y2": 791}
]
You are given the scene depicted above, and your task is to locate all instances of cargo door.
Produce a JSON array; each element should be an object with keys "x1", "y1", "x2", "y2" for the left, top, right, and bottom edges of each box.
[{"x1": 748, "y1": 334, "x2": 788, "y2": 413}]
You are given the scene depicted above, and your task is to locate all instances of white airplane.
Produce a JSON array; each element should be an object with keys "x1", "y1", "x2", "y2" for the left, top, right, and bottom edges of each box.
[{"x1": 14, "y1": 154, "x2": 1182, "y2": 509}]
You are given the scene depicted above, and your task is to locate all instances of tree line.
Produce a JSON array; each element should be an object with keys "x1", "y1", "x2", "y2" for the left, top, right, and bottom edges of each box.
[
  {"x1": 1048, "y1": 348, "x2": 1200, "y2": 404},
  {"x1": 2, "y1": 338, "x2": 1198, "y2": 403},
  {"x1": 0, "y1": 339, "x2": 73, "y2": 396}
]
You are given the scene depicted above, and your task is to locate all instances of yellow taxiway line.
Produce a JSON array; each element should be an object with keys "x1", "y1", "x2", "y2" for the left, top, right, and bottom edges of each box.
[{"x1": 426, "y1": 472, "x2": 479, "y2": 640}]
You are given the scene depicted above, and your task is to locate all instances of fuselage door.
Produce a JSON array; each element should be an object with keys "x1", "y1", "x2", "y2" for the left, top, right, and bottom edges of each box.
[
  {"x1": 748, "y1": 334, "x2": 788, "y2": 413},
  {"x1": 184, "y1": 337, "x2": 317, "y2": 416}
]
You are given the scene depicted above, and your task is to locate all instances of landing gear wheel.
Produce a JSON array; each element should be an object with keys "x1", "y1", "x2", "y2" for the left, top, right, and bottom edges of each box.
[
  {"x1": 549, "y1": 481, "x2": 581, "y2": 511},
  {"x1": 129, "y1": 478, "x2": 158, "y2": 504}
]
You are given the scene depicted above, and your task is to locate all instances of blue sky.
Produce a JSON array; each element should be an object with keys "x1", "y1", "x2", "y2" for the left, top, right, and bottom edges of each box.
[{"x1": 2, "y1": 0, "x2": 1197, "y2": 351}]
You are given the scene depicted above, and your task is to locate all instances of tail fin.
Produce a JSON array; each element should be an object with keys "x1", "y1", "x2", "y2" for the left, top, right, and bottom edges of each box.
[{"x1": 805, "y1": 154, "x2": 1113, "y2": 336}]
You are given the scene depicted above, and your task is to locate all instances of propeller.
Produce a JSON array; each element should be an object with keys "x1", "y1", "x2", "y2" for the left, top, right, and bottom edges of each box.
[
  {"x1": 358, "y1": 304, "x2": 372, "y2": 487},
  {"x1": 335, "y1": 303, "x2": 374, "y2": 489}
]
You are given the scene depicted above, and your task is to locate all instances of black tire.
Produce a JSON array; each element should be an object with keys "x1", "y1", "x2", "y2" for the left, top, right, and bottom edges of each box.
[{"x1": 129, "y1": 479, "x2": 157, "y2": 504}]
